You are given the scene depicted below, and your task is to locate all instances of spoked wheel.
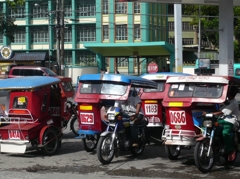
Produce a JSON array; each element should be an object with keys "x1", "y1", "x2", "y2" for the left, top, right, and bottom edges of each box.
[
  {"x1": 165, "y1": 145, "x2": 181, "y2": 160},
  {"x1": 42, "y1": 128, "x2": 59, "y2": 155},
  {"x1": 194, "y1": 139, "x2": 214, "y2": 173},
  {"x1": 97, "y1": 133, "x2": 115, "y2": 165},
  {"x1": 70, "y1": 116, "x2": 79, "y2": 136},
  {"x1": 82, "y1": 134, "x2": 99, "y2": 152}
]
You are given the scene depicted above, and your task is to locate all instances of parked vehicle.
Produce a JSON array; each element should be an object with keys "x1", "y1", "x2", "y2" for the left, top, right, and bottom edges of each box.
[
  {"x1": 74, "y1": 73, "x2": 158, "y2": 156},
  {"x1": 140, "y1": 72, "x2": 191, "y2": 143},
  {"x1": 162, "y1": 75, "x2": 224, "y2": 160},
  {"x1": 0, "y1": 76, "x2": 75, "y2": 155},
  {"x1": 194, "y1": 113, "x2": 239, "y2": 173},
  {"x1": 8, "y1": 66, "x2": 58, "y2": 78}
]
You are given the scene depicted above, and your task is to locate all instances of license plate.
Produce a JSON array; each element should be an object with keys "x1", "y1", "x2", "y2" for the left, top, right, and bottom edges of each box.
[
  {"x1": 144, "y1": 104, "x2": 158, "y2": 115},
  {"x1": 169, "y1": 110, "x2": 186, "y2": 125},
  {"x1": 80, "y1": 113, "x2": 94, "y2": 124},
  {"x1": 8, "y1": 130, "x2": 21, "y2": 139}
]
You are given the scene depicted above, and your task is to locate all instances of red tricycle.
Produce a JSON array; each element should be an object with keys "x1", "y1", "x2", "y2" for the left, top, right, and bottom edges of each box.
[
  {"x1": 140, "y1": 72, "x2": 191, "y2": 143},
  {"x1": 162, "y1": 75, "x2": 240, "y2": 168},
  {"x1": 0, "y1": 76, "x2": 75, "y2": 155}
]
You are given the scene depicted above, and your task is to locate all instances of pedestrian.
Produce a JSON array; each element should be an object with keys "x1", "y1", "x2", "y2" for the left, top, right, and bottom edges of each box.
[{"x1": 202, "y1": 86, "x2": 239, "y2": 161}]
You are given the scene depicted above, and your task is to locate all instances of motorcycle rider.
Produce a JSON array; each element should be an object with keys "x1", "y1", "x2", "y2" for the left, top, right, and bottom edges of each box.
[
  {"x1": 202, "y1": 86, "x2": 239, "y2": 161},
  {"x1": 114, "y1": 88, "x2": 144, "y2": 147}
]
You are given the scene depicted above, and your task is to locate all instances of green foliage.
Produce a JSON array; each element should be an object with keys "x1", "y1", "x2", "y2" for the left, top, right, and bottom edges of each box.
[
  {"x1": 0, "y1": 0, "x2": 25, "y2": 42},
  {"x1": 183, "y1": 5, "x2": 240, "y2": 62}
]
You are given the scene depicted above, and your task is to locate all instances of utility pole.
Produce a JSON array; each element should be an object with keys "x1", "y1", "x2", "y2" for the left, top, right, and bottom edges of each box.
[
  {"x1": 56, "y1": 0, "x2": 61, "y2": 75},
  {"x1": 60, "y1": 0, "x2": 65, "y2": 76}
]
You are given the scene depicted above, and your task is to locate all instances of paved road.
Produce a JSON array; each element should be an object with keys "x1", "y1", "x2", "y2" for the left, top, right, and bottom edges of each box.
[{"x1": 0, "y1": 126, "x2": 240, "y2": 179}]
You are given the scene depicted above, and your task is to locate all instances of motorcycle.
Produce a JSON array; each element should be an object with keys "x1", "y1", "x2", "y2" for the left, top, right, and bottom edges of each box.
[
  {"x1": 194, "y1": 114, "x2": 239, "y2": 173},
  {"x1": 97, "y1": 107, "x2": 148, "y2": 164},
  {"x1": 62, "y1": 100, "x2": 79, "y2": 136}
]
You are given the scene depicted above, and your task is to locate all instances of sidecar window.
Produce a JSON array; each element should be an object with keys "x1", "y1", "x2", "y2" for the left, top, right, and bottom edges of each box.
[
  {"x1": 144, "y1": 82, "x2": 165, "y2": 92},
  {"x1": 80, "y1": 83, "x2": 101, "y2": 94},
  {"x1": 101, "y1": 83, "x2": 127, "y2": 95},
  {"x1": 13, "y1": 96, "x2": 28, "y2": 109}
]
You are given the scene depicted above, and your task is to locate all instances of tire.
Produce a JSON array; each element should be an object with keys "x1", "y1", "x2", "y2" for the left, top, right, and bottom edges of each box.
[
  {"x1": 97, "y1": 133, "x2": 115, "y2": 165},
  {"x1": 70, "y1": 116, "x2": 79, "y2": 136},
  {"x1": 165, "y1": 145, "x2": 181, "y2": 160},
  {"x1": 131, "y1": 128, "x2": 146, "y2": 156},
  {"x1": 82, "y1": 134, "x2": 99, "y2": 152},
  {"x1": 194, "y1": 139, "x2": 214, "y2": 173},
  {"x1": 42, "y1": 128, "x2": 59, "y2": 155}
]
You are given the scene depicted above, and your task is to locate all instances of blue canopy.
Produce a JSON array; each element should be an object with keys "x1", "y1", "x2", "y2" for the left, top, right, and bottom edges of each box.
[
  {"x1": 79, "y1": 74, "x2": 158, "y2": 89},
  {"x1": 0, "y1": 76, "x2": 60, "y2": 90}
]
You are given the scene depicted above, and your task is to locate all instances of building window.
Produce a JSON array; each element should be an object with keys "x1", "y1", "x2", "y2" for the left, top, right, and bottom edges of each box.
[
  {"x1": 117, "y1": 58, "x2": 128, "y2": 67},
  {"x1": 182, "y1": 22, "x2": 193, "y2": 31},
  {"x1": 134, "y1": 2, "x2": 140, "y2": 13},
  {"x1": 77, "y1": 25, "x2": 96, "y2": 42},
  {"x1": 134, "y1": 24, "x2": 140, "y2": 40},
  {"x1": 31, "y1": 26, "x2": 49, "y2": 43},
  {"x1": 13, "y1": 27, "x2": 25, "y2": 43},
  {"x1": 103, "y1": 25, "x2": 109, "y2": 41},
  {"x1": 168, "y1": 22, "x2": 174, "y2": 31},
  {"x1": 182, "y1": 38, "x2": 193, "y2": 45},
  {"x1": 10, "y1": 6, "x2": 25, "y2": 18},
  {"x1": 76, "y1": 51, "x2": 97, "y2": 66},
  {"x1": 0, "y1": 34, "x2": 3, "y2": 44},
  {"x1": 64, "y1": 26, "x2": 72, "y2": 42},
  {"x1": 77, "y1": 0, "x2": 96, "y2": 17},
  {"x1": 0, "y1": 3, "x2": 3, "y2": 13},
  {"x1": 65, "y1": 51, "x2": 72, "y2": 65},
  {"x1": 168, "y1": 4, "x2": 174, "y2": 15},
  {"x1": 32, "y1": 4, "x2": 48, "y2": 18},
  {"x1": 168, "y1": 38, "x2": 174, "y2": 44},
  {"x1": 115, "y1": 0, "x2": 127, "y2": 14},
  {"x1": 115, "y1": 24, "x2": 127, "y2": 41},
  {"x1": 65, "y1": 0, "x2": 72, "y2": 17},
  {"x1": 103, "y1": 0, "x2": 108, "y2": 14}
]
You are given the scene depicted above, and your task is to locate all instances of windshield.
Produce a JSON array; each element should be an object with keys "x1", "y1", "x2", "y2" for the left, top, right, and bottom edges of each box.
[
  {"x1": 44, "y1": 68, "x2": 57, "y2": 76},
  {"x1": 144, "y1": 82, "x2": 165, "y2": 92},
  {"x1": 80, "y1": 83, "x2": 128, "y2": 95},
  {"x1": 168, "y1": 83, "x2": 223, "y2": 98}
]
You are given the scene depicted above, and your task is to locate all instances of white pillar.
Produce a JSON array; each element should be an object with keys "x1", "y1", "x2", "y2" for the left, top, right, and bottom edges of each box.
[
  {"x1": 219, "y1": 0, "x2": 234, "y2": 76},
  {"x1": 174, "y1": 4, "x2": 183, "y2": 72}
]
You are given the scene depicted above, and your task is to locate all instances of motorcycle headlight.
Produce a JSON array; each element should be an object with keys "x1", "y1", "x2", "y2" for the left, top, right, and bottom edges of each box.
[
  {"x1": 203, "y1": 120, "x2": 212, "y2": 127},
  {"x1": 108, "y1": 114, "x2": 115, "y2": 120}
]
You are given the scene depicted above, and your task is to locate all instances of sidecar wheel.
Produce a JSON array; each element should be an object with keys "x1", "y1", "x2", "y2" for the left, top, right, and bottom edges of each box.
[
  {"x1": 70, "y1": 116, "x2": 79, "y2": 136},
  {"x1": 194, "y1": 139, "x2": 214, "y2": 173},
  {"x1": 165, "y1": 145, "x2": 181, "y2": 160},
  {"x1": 82, "y1": 134, "x2": 99, "y2": 152},
  {"x1": 42, "y1": 128, "x2": 59, "y2": 155},
  {"x1": 97, "y1": 134, "x2": 114, "y2": 165},
  {"x1": 130, "y1": 141, "x2": 145, "y2": 157}
]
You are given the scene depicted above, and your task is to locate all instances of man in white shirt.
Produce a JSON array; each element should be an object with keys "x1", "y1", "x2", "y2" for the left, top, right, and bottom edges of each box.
[
  {"x1": 115, "y1": 89, "x2": 144, "y2": 147},
  {"x1": 203, "y1": 86, "x2": 239, "y2": 161}
]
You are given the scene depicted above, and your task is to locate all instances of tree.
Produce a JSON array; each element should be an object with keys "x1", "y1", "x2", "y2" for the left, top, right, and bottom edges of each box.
[
  {"x1": 0, "y1": 0, "x2": 25, "y2": 42},
  {"x1": 183, "y1": 5, "x2": 240, "y2": 62}
]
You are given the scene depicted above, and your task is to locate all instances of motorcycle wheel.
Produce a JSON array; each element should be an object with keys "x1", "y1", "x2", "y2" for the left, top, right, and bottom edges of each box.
[
  {"x1": 82, "y1": 134, "x2": 99, "y2": 152},
  {"x1": 97, "y1": 133, "x2": 115, "y2": 165},
  {"x1": 41, "y1": 128, "x2": 59, "y2": 156},
  {"x1": 70, "y1": 116, "x2": 79, "y2": 136},
  {"x1": 194, "y1": 139, "x2": 214, "y2": 173},
  {"x1": 165, "y1": 145, "x2": 181, "y2": 160}
]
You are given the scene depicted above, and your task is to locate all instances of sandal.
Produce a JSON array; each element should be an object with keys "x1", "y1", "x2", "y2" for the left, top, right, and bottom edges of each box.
[{"x1": 228, "y1": 150, "x2": 236, "y2": 161}]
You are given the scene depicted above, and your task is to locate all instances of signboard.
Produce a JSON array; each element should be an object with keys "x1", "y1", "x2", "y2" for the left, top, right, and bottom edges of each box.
[
  {"x1": 147, "y1": 62, "x2": 158, "y2": 73},
  {"x1": 0, "y1": 46, "x2": 13, "y2": 60}
]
